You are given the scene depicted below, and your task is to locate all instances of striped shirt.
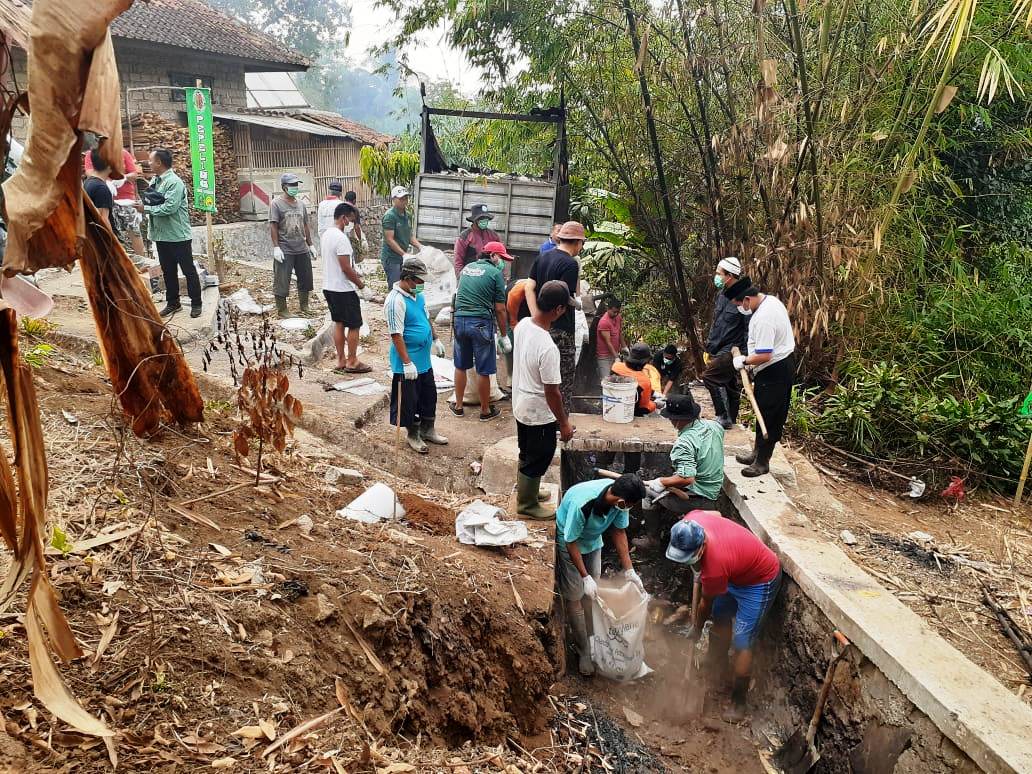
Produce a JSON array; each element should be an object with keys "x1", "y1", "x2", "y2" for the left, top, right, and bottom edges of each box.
[{"x1": 384, "y1": 283, "x2": 415, "y2": 335}]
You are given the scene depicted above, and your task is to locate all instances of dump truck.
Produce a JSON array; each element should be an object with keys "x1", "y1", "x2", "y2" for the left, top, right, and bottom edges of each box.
[{"x1": 412, "y1": 92, "x2": 569, "y2": 278}]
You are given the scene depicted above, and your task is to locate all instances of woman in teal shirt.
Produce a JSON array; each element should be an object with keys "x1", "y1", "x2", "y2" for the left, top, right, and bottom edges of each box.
[{"x1": 555, "y1": 473, "x2": 647, "y2": 675}]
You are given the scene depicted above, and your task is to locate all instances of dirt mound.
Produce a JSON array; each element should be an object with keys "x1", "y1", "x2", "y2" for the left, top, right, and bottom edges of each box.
[{"x1": 0, "y1": 357, "x2": 558, "y2": 771}]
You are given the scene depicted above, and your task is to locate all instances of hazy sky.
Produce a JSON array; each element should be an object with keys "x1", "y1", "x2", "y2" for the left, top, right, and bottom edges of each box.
[{"x1": 344, "y1": 0, "x2": 484, "y2": 93}]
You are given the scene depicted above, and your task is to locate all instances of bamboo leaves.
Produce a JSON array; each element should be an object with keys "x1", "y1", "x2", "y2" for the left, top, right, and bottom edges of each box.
[{"x1": 975, "y1": 47, "x2": 1024, "y2": 104}]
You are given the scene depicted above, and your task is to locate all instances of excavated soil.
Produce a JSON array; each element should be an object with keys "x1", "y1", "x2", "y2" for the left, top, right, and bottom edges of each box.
[{"x1": 0, "y1": 353, "x2": 559, "y2": 771}]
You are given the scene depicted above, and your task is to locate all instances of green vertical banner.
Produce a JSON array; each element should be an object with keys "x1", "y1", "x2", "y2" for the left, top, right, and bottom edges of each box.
[{"x1": 185, "y1": 87, "x2": 216, "y2": 213}]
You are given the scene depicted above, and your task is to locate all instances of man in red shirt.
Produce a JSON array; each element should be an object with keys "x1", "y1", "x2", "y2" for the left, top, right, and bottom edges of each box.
[
  {"x1": 595, "y1": 298, "x2": 624, "y2": 381},
  {"x1": 666, "y1": 511, "x2": 782, "y2": 721},
  {"x1": 84, "y1": 146, "x2": 145, "y2": 258}
]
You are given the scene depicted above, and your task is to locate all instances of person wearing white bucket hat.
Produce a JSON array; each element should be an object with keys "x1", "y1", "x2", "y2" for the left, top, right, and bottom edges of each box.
[{"x1": 703, "y1": 256, "x2": 748, "y2": 428}]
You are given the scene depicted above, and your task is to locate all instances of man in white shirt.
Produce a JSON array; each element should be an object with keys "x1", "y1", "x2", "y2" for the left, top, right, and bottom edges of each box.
[
  {"x1": 317, "y1": 180, "x2": 344, "y2": 238},
  {"x1": 512, "y1": 280, "x2": 576, "y2": 518},
  {"x1": 321, "y1": 201, "x2": 370, "y2": 374},
  {"x1": 729, "y1": 284, "x2": 795, "y2": 477}
]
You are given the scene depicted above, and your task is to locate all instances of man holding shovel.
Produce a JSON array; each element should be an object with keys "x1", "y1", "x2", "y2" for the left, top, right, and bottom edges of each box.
[
  {"x1": 555, "y1": 473, "x2": 647, "y2": 676},
  {"x1": 666, "y1": 513, "x2": 782, "y2": 721},
  {"x1": 728, "y1": 284, "x2": 795, "y2": 477}
]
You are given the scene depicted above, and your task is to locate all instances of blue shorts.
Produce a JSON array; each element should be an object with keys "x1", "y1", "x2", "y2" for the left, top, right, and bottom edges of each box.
[
  {"x1": 712, "y1": 569, "x2": 782, "y2": 650},
  {"x1": 453, "y1": 315, "x2": 497, "y2": 375}
]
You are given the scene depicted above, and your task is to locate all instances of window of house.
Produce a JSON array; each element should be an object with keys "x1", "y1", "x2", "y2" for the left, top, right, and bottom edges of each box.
[{"x1": 169, "y1": 73, "x2": 214, "y2": 103}]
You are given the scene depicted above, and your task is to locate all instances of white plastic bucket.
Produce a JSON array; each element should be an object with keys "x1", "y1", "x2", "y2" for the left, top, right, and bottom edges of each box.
[{"x1": 601, "y1": 376, "x2": 637, "y2": 424}]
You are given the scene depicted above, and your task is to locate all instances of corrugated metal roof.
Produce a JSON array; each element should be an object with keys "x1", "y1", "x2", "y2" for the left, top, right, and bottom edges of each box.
[{"x1": 212, "y1": 110, "x2": 351, "y2": 138}]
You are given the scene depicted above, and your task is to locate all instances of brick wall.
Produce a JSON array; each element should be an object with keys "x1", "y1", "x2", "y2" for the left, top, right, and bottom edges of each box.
[{"x1": 8, "y1": 41, "x2": 249, "y2": 141}]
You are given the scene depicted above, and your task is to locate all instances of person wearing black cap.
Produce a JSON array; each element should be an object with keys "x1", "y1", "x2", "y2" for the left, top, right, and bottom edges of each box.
[
  {"x1": 652, "y1": 344, "x2": 683, "y2": 396},
  {"x1": 728, "y1": 284, "x2": 795, "y2": 476},
  {"x1": 317, "y1": 180, "x2": 344, "y2": 238},
  {"x1": 704, "y1": 257, "x2": 749, "y2": 428},
  {"x1": 454, "y1": 203, "x2": 501, "y2": 277},
  {"x1": 611, "y1": 342, "x2": 658, "y2": 416},
  {"x1": 634, "y1": 395, "x2": 725, "y2": 548},
  {"x1": 555, "y1": 472, "x2": 647, "y2": 676}
]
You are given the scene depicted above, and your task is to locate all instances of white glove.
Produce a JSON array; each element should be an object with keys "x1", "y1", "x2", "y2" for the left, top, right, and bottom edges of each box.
[
  {"x1": 308, "y1": 244, "x2": 317, "y2": 261},
  {"x1": 402, "y1": 361, "x2": 418, "y2": 380},
  {"x1": 273, "y1": 246, "x2": 284, "y2": 264},
  {"x1": 733, "y1": 354, "x2": 747, "y2": 370},
  {"x1": 496, "y1": 335, "x2": 512, "y2": 354},
  {"x1": 623, "y1": 568, "x2": 645, "y2": 595},
  {"x1": 645, "y1": 478, "x2": 666, "y2": 497},
  {"x1": 582, "y1": 574, "x2": 598, "y2": 599},
  {"x1": 431, "y1": 339, "x2": 446, "y2": 357},
  {"x1": 652, "y1": 390, "x2": 662, "y2": 401},
  {"x1": 572, "y1": 296, "x2": 583, "y2": 310},
  {"x1": 361, "y1": 236, "x2": 369, "y2": 251},
  {"x1": 360, "y1": 286, "x2": 375, "y2": 301}
]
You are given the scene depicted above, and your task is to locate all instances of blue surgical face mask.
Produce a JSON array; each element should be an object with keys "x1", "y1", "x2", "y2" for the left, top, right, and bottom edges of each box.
[
  {"x1": 477, "y1": 218, "x2": 491, "y2": 229},
  {"x1": 663, "y1": 356, "x2": 674, "y2": 365},
  {"x1": 713, "y1": 274, "x2": 725, "y2": 289},
  {"x1": 286, "y1": 186, "x2": 299, "y2": 198},
  {"x1": 616, "y1": 504, "x2": 631, "y2": 514},
  {"x1": 415, "y1": 283, "x2": 424, "y2": 296}
]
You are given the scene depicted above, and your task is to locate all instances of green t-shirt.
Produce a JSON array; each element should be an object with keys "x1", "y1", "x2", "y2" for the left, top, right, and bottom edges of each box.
[
  {"x1": 670, "y1": 419, "x2": 726, "y2": 500},
  {"x1": 381, "y1": 206, "x2": 412, "y2": 263},
  {"x1": 454, "y1": 258, "x2": 505, "y2": 318}
]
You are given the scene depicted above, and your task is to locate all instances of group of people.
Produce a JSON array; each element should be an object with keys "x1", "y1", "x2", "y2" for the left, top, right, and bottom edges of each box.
[{"x1": 83, "y1": 145, "x2": 204, "y2": 319}]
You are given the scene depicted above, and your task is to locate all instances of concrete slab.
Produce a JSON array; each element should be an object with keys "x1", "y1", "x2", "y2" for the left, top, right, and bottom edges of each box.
[
  {"x1": 723, "y1": 440, "x2": 1032, "y2": 773},
  {"x1": 479, "y1": 435, "x2": 560, "y2": 496},
  {"x1": 564, "y1": 411, "x2": 678, "y2": 454}
]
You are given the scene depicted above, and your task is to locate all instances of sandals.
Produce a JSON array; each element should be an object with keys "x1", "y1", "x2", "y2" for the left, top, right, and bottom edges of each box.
[{"x1": 332, "y1": 363, "x2": 372, "y2": 375}]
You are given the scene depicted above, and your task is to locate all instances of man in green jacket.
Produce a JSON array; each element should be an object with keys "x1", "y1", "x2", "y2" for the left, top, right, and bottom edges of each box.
[{"x1": 138, "y1": 147, "x2": 202, "y2": 318}]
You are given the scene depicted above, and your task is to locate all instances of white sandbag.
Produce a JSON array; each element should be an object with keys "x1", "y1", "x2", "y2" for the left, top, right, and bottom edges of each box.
[
  {"x1": 574, "y1": 308, "x2": 588, "y2": 365},
  {"x1": 455, "y1": 500, "x2": 528, "y2": 546},
  {"x1": 454, "y1": 369, "x2": 505, "y2": 405},
  {"x1": 336, "y1": 482, "x2": 405, "y2": 524},
  {"x1": 415, "y1": 245, "x2": 452, "y2": 275},
  {"x1": 414, "y1": 246, "x2": 456, "y2": 317},
  {"x1": 435, "y1": 306, "x2": 453, "y2": 325},
  {"x1": 590, "y1": 579, "x2": 650, "y2": 681}
]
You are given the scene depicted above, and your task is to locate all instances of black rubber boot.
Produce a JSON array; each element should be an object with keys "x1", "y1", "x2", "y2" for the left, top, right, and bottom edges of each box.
[
  {"x1": 735, "y1": 445, "x2": 757, "y2": 466},
  {"x1": 742, "y1": 444, "x2": 773, "y2": 477},
  {"x1": 275, "y1": 296, "x2": 289, "y2": 318}
]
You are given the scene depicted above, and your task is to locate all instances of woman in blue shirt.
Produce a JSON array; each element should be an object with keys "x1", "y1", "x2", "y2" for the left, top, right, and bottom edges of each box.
[{"x1": 555, "y1": 473, "x2": 647, "y2": 675}]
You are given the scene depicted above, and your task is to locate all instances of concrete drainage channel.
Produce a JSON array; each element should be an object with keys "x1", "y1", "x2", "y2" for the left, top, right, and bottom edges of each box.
[{"x1": 561, "y1": 425, "x2": 1032, "y2": 773}]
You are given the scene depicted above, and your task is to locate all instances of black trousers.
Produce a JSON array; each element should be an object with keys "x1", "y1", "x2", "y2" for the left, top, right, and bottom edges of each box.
[
  {"x1": 389, "y1": 371, "x2": 437, "y2": 429},
  {"x1": 516, "y1": 419, "x2": 558, "y2": 478},
  {"x1": 702, "y1": 350, "x2": 741, "y2": 421},
  {"x1": 753, "y1": 355, "x2": 794, "y2": 453},
  {"x1": 155, "y1": 239, "x2": 202, "y2": 308}
]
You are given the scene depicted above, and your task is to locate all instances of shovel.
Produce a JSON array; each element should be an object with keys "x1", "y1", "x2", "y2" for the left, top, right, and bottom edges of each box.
[
  {"x1": 675, "y1": 574, "x2": 706, "y2": 720},
  {"x1": 774, "y1": 630, "x2": 851, "y2": 774}
]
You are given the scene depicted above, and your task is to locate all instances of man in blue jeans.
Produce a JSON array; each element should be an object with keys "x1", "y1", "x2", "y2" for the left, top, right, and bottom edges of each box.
[
  {"x1": 449, "y1": 241, "x2": 512, "y2": 421},
  {"x1": 666, "y1": 511, "x2": 782, "y2": 721}
]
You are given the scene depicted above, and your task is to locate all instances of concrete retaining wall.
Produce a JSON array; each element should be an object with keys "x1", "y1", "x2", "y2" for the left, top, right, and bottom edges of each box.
[{"x1": 191, "y1": 221, "x2": 269, "y2": 264}]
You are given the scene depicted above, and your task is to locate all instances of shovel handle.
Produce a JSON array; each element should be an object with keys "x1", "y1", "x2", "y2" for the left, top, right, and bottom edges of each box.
[
  {"x1": 593, "y1": 468, "x2": 691, "y2": 500},
  {"x1": 804, "y1": 631, "x2": 852, "y2": 745},
  {"x1": 732, "y1": 347, "x2": 769, "y2": 440}
]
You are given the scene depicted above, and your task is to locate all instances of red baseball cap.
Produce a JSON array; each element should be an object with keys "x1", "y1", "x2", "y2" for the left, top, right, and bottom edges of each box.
[{"x1": 483, "y1": 240, "x2": 515, "y2": 261}]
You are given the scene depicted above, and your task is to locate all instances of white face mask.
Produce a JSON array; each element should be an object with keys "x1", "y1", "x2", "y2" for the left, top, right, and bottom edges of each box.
[{"x1": 738, "y1": 305, "x2": 753, "y2": 316}]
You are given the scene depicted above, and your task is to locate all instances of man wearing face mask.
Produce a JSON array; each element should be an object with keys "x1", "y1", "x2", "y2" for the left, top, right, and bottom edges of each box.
[
  {"x1": 703, "y1": 257, "x2": 748, "y2": 428},
  {"x1": 666, "y1": 513, "x2": 782, "y2": 721},
  {"x1": 555, "y1": 472, "x2": 647, "y2": 676},
  {"x1": 270, "y1": 172, "x2": 316, "y2": 318},
  {"x1": 729, "y1": 285, "x2": 795, "y2": 477},
  {"x1": 454, "y1": 203, "x2": 501, "y2": 277},
  {"x1": 450, "y1": 241, "x2": 512, "y2": 422},
  {"x1": 652, "y1": 344, "x2": 683, "y2": 396}
]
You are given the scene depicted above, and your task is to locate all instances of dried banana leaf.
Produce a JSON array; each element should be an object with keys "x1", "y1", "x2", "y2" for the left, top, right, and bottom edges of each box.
[
  {"x1": 0, "y1": 305, "x2": 109, "y2": 737},
  {"x1": 79, "y1": 198, "x2": 204, "y2": 435},
  {"x1": 2, "y1": 0, "x2": 132, "y2": 275}
]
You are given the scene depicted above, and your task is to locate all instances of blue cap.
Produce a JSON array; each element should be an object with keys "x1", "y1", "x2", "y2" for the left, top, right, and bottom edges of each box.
[{"x1": 666, "y1": 519, "x2": 706, "y2": 564}]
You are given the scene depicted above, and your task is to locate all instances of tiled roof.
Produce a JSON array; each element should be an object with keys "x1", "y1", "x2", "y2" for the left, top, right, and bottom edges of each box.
[
  {"x1": 109, "y1": 0, "x2": 309, "y2": 70},
  {"x1": 245, "y1": 109, "x2": 394, "y2": 146}
]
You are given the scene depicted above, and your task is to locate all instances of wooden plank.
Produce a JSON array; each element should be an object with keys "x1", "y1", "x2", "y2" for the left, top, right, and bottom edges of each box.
[{"x1": 424, "y1": 107, "x2": 564, "y2": 123}]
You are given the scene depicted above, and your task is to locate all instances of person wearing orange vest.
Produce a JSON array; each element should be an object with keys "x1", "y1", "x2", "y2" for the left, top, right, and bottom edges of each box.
[{"x1": 611, "y1": 342, "x2": 658, "y2": 415}]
